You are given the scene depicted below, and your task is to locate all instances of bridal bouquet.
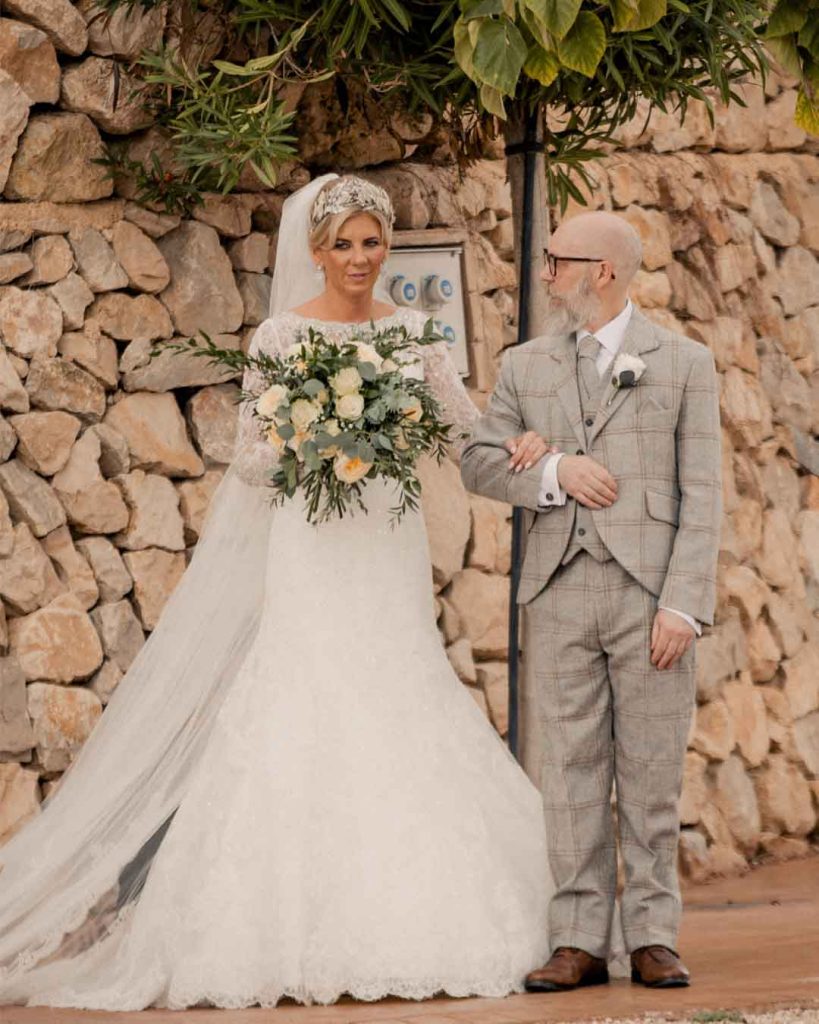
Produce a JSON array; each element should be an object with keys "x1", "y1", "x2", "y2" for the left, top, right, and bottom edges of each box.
[{"x1": 162, "y1": 320, "x2": 453, "y2": 523}]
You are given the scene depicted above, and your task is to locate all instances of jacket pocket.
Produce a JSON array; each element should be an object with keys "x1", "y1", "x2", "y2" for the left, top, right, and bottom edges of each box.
[{"x1": 645, "y1": 488, "x2": 680, "y2": 526}]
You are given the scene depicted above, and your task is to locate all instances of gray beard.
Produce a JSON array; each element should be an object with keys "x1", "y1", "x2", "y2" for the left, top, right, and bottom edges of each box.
[{"x1": 542, "y1": 278, "x2": 602, "y2": 336}]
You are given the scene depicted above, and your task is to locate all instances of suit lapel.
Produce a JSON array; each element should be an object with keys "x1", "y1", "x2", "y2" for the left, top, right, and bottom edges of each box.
[
  {"x1": 588, "y1": 308, "x2": 660, "y2": 445},
  {"x1": 550, "y1": 336, "x2": 587, "y2": 452}
]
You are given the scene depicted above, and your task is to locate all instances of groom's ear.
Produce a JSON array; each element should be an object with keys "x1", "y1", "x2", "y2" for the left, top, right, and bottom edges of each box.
[{"x1": 596, "y1": 260, "x2": 616, "y2": 285}]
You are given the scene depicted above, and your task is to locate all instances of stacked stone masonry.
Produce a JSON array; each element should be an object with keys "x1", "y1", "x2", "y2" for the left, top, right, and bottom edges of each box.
[{"x1": 0, "y1": 3, "x2": 816, "y2": 877}]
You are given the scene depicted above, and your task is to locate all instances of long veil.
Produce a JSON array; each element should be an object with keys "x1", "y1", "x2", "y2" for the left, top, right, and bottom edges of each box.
[{"x1": 0, "y1": 175, "x2": 332, "y2": 1000}]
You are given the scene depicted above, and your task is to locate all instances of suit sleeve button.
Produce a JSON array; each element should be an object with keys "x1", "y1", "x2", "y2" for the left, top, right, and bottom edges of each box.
[{"x1": 545, "y1": 492, "x2": 554, "y2": 501}]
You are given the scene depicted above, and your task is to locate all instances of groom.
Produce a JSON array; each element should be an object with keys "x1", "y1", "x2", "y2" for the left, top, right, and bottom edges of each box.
[{"x1": 461, "y1": 211, "x2": 721, "y2": 991}]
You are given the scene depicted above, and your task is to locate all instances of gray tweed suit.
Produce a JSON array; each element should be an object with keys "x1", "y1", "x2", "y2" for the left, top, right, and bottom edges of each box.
[{"x1": 461, "y1": 307, "x2": 721, "y2": 957}]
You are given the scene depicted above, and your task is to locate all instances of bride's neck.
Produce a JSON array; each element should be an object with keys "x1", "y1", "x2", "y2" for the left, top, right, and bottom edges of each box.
[{"x1": 308, "y1": 286, "x2": 377, "y2": 323}]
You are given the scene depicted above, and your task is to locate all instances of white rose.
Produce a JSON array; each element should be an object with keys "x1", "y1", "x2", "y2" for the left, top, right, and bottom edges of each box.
[
  {"x1": 336, "y1": 392, "x2": 365, "y2": 420},
  {"x1": 324, "y1": 418, "x2": 341, "y2": 436},
  {"x1": 381, "y1": 358, "x2": 399, "y2": 374},
  {"x1": 401, "y1": 396, "x2": 423, "y2": 423},
  {"x1": 315, "y1": 387, "x2": 330, "y2": 406},
  {"x1": 333, "y1": 453, "x2": 372, "y2": 484},
  {"x1": 256, "y1": 384, "x2": 288, "y2": 419},
  {"x1": 290, "y1": 398, "x2": 321, "y2": 433},
  {"x1": 331, "y1": 366, "x2": 362, "y2": 396},
  {"x1": 355, "y1": 342, "x2": 383, "y2": 370}
]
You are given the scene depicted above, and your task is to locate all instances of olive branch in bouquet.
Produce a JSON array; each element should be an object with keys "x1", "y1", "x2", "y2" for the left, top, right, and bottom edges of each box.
[{"x1": 156, "y1": 319, "x2": 455, "y2": 523}]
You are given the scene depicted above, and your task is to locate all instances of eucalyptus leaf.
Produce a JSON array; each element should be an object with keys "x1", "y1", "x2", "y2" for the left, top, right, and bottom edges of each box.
[
  {"x1": 277, "y1": 422, "x2": 295, "y2": 441},
  {"x1": 302, "y1": 378, "x2": 325, "y2": 397}
]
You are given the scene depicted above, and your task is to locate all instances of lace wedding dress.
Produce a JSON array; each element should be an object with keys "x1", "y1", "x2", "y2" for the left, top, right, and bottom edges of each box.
[{"x1": 0, "y1": 307, "x2": 552, "y2": 1011}]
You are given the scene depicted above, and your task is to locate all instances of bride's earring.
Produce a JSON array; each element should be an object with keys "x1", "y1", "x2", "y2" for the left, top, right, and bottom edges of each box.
[{"x1": 314, "y1": 263, "x2": 325, "y2": 280}]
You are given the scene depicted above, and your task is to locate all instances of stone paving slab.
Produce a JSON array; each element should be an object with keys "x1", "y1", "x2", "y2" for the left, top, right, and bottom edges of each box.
[{"x1": 2, "y1": 857, "x2": 817, "y2": 1024}]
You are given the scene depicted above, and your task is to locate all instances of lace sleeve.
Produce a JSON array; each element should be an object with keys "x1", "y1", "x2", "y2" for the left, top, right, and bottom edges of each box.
[
  {"x1": 420, "y1": 339, "x2": 480, "y2": 462},
  {"x1": 232, "y1": 317, "x2": 284, "y2": 486}
]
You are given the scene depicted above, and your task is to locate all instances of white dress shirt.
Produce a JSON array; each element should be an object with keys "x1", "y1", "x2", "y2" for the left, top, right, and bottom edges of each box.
[{"x1": 536, "y1": 300, "x2": 700, "y2": 635}]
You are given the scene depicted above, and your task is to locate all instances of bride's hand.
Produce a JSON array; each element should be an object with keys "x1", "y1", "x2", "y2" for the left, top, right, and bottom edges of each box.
[{"x1": 504, "y1": 433, "x2": 558, "y2": 474}]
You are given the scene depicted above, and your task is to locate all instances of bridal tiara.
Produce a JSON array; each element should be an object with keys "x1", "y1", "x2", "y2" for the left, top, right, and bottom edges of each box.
[{"x1": 310, "y1": 177, "x2": 395, "y2": 228}]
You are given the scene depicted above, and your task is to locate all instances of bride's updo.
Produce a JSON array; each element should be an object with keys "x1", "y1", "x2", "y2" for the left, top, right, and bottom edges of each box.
[{"x1": 308, "y1": 176, "x2": 395, "y2": 251}]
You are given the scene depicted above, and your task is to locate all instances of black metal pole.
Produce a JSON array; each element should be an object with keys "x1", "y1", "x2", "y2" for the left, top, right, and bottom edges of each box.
[{"x1": 506, "y1": 107, "x2": 541, "y2": 761}]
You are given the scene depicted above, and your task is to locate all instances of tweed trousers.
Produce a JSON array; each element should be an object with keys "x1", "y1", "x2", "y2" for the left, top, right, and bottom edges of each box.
[{"x1": 519, "y1": 552, "x2": 695, "y2": 958}]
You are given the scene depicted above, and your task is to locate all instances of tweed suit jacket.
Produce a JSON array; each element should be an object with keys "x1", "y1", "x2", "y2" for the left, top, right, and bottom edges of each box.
[{"x1": 461, "y1": 307, "x2": 722, "y2": 624}]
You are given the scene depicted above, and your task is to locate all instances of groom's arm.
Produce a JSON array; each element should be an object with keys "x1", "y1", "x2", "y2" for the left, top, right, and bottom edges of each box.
[
  {"x1": 658, "y1": 344, "x2": 722, "y2": 625},
  {"x1": 460, "y1": 350, "x2": 549, "y2": 512}
]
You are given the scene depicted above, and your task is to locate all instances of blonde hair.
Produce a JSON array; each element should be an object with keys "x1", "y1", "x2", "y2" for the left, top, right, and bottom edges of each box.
[{"x1": 308, "y1": 177, "x2": 393, "y2": 252}]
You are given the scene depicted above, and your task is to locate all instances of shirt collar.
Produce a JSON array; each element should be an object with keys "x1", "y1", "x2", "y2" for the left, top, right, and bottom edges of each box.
[{"x1": 576, "y1": 299, "x2": 633, "y2": 358}]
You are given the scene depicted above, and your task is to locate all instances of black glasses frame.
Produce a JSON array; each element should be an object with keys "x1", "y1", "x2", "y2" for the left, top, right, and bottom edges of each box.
[{"x1": 544, "y1": 251, "x2": 616, "y2": 280}]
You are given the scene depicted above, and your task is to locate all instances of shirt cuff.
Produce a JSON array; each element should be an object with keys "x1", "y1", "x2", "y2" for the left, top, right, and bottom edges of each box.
[
  {"x1": 538, "y1": 453, "x2": 566, "y2": 507},
  {"x1": 660, "y1": 606, "x2": 702, "y2": 636}
]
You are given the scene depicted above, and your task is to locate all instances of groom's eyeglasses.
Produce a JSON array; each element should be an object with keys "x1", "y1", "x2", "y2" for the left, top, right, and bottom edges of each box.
[{"x1": 544, "y1": 250, "x2": 616, "y2": 280}]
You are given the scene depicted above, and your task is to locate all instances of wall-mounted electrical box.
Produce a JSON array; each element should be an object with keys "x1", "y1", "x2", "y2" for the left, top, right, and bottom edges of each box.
[{"x1": 383, "y1": 244, "x2": 469, "y2": 377}]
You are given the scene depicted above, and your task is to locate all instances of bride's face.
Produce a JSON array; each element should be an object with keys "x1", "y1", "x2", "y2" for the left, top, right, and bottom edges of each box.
[{"x1": 315, "y1": 213, "x2": 386, "y2": 299}]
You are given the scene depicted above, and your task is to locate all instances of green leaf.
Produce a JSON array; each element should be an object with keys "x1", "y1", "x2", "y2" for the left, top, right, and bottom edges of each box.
[
  {"x1": 523, "y1": 0, "x2": 582, "y2": 41},
  {"x1": 453, "y1": 18, "x2": 477, "y2": 79},
  {"x1": 765, "y1": 34, "x2": 803, "y2": 77},
  {"x1": 479, "y1": 80, "x2": 506, "y2": 116},
  {"x1": 358, "y1": 361, "x2": 378, "y2": 381},
  {"x1": 211, "y1": 60, "x2": 258, "y2": 76},
  {"x1": 795, "y1": 87, "x2": 819, "y2": 134},
  {"x1": 461, "y1": 0, "x2": 504, "y2": 20},
  {"x1": 609, "y1": 0, "x2": 639, "y2": 31},
  {"x1": 799, "y1": 17, "x2": 819, "y2": 61},
  {"x1": 523, "y1": 45, "x2": 560, "y2": 85},
  {"x1": 764, "y1": 0, "x2": 808, "y2": 39},
  {"x1": 556, "y1": 11, "x2": 606, "y2": 77},
  {"x1": 611, "y1": 0, "x2": 667, "y2": 31},
  {"x1": 302, "y1": 378, "x2": 325, "y2": 397},
  {"x1": 473, "y1": 17, "x2": 527, "y2": 94},
  {"x1": 276, "y1": 422, "x2": 295, "y2": 440}
]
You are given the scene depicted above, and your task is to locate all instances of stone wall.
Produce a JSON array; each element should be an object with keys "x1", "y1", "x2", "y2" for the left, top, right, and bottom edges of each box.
[{"x1": 0, "y1": 1, "x2": 817, "y2": 878}]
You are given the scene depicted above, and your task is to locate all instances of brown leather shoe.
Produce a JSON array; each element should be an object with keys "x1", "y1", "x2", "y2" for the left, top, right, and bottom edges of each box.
[
  {"x1": 524, "y1": 947, "x2": 609, "y2": 992},
  {"x1": 631, "y1": 945, "x2": 690, "y2": 988}
]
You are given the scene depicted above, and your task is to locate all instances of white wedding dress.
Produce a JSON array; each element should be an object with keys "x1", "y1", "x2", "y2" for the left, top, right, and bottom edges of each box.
[{"x1": 0, "y1": 307, "x2": 552, "y2": 1011}]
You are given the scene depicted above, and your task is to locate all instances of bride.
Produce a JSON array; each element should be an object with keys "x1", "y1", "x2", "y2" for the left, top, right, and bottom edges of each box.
[{"x1": 0, "y1": 174, "x2": 554, "y2": 1010}]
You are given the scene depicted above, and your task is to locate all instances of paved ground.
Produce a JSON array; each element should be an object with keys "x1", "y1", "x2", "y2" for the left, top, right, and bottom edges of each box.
[{"x1": 2, "y1": 856, "x2": 818, "y2": 1024}]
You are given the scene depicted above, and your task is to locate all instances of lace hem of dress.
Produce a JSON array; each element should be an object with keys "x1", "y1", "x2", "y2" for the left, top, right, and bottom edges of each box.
[{"x1": 35, "y1": 972, "x2": 529, "y2": 1011}]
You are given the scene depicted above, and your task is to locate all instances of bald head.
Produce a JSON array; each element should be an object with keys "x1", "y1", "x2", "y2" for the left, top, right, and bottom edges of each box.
[{"x1": 551, "y1": 212, "x2": 643, "y2": 285}]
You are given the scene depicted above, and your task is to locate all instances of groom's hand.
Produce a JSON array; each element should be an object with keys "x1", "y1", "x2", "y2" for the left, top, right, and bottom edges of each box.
[
  {"x1": 651, "y1": 609, "x2": 695, "y2": 670},
  {"x1": 556, "y1": 455, "x2": 617, "y2": 509}
]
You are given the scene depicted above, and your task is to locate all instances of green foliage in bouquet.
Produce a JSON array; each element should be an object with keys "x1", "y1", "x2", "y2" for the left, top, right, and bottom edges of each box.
[{"x1": 159, "y1": 320, "x2": 454, "y2": 524}]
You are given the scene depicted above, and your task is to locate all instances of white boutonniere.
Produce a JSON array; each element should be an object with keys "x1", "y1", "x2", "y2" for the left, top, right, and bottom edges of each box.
[{"x1": 608, "y1": 353, "x2": 646, "y2": 405}]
